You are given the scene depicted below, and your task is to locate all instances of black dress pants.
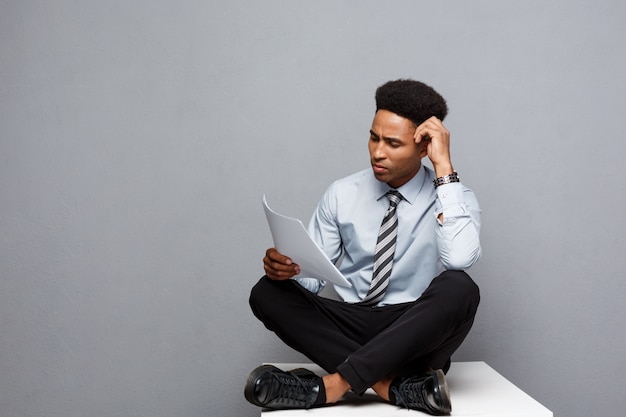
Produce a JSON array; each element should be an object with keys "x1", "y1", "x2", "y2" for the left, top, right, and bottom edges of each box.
[{"x1": 249, "y1": 270, "x2": 480, "y2": 395}]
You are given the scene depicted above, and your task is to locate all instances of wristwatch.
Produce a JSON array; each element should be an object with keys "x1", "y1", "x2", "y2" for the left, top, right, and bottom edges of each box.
[{"x1": 433, "y1": 172, "x2": 460, "y2": 188}]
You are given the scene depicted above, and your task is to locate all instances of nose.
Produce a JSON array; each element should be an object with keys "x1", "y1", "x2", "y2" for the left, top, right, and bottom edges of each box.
[{"x1": 371, "y1": 141, "x2": 386, "y2": 160}]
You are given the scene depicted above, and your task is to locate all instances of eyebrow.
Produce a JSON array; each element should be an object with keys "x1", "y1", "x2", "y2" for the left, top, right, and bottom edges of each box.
[{"x1": 370, "y1": 130, "x2": 402, "y2": 143}]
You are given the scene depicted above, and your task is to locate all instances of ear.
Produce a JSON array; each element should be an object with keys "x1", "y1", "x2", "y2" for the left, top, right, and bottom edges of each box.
[{"x1": 416, "y1": 140, "x2": 429, "y2": 158}]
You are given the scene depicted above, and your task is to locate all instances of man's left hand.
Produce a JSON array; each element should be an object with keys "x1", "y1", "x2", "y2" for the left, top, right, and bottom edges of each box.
[{"x1": 414, "y1": 116, "x2": 454, "y2": 177}]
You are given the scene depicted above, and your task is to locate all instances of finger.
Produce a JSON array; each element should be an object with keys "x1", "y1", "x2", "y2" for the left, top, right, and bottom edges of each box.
[
  {"x1": 264, "y1": 267, "x2": 292, "y2": 280},
  {"x1": 426, "y1": 117, "x2": 449, "y2": 137},
  {"x1": 268, "y1": 258, "x2": 297, "y2": 273},
  {"x1": 414, "y1": 132, "x2": 431, "y2": 144},
  {"x1": 418, "y1": 116, "x2": 446, "y2": 131},
  {"x1": 414, "y1": 125, "x2": 433, "y2": 144},
  {"x1": 418, "y1": 116, "x2": 442, "y2": 128},
  {"x1": 264, "y1": 260, "x2": 300, "y2": 280},
  {"x1": 266, "y1": 247, "x2": 294, "y2": 265},
  {"x1": 415, "y1": 119, "x2": 449, "y2": 143},
  {"x1": 264, "y1": 252, "x2": 299, "y2": 272}
]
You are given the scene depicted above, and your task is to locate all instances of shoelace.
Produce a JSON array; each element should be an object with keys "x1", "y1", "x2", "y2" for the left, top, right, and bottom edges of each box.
[
  {"x1": 391, "y1": 381, "x2": 426, "y2": 410},
  {"x1": 272, "y1": 372, "x2": 318, "y2": 409}
]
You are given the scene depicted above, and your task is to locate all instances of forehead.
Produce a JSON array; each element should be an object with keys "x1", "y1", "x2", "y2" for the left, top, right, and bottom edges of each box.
[{"x1": 371, "y1": 110, "x2": 415, "y2": 137}]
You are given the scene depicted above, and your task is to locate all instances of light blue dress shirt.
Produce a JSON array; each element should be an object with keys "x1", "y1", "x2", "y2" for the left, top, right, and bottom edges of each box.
[{"x1": 296, "y1": 165, "x2": 481, "y2": 306}]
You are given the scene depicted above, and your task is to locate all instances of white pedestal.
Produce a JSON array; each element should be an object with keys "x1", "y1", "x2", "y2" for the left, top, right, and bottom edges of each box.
[{"x1": 260, "y1": 362, "x2": 552, "y2": 417}]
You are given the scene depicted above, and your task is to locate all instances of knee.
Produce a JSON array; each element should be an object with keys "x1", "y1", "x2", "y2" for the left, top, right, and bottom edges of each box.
[
  {"x1": 249, "y1": 276, "x2": 272, "y2": 317},
  {"x1": 436, "y1": 270, "x2": 480, "y2": 312},
  {"x1": 249, "y1": 276, "x2": 295, "y2": 321}
]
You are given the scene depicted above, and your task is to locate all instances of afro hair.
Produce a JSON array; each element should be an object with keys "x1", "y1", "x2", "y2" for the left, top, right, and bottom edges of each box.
[{"x1": 375, "y1": 79, "x2": 448, "y2": 126}]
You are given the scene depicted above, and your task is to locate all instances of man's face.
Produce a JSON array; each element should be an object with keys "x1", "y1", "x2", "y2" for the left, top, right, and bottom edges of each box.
[{"x1": 368, "y1": 110, "x2": 427, "y2": 188}]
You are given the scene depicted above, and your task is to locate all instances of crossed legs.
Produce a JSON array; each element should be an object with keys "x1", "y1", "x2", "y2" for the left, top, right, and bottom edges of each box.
[{"x1": 249, "y1": 270, "x2": 480, "y2": 401}]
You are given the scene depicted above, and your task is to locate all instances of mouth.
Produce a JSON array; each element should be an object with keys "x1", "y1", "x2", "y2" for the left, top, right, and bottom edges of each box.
[{"x1": 372, "y1": 164, "x2": 388, "y2": 174}]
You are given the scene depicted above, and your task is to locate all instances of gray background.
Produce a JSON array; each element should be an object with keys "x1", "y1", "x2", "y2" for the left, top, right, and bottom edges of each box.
[{"x1": 2, "y1": 1, "x2": 625, "y2": 416}]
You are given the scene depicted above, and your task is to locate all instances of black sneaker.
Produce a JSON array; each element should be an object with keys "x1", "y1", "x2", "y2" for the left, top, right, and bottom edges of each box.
[
  {"x1": 244, "y1": 365, "x2": 324, "y2": 409},
  {"x1": 390, "y1": 369, "x2": 451, "y2": 415}
]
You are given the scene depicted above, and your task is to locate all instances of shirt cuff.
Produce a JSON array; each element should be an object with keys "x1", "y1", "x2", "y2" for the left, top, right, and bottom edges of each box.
[
  {"x1": 436, "y1": 182, "x2": 464, "y2": 204},
  {"x1": 435, "y1": 183, "x2": 469, "y2": 223}
]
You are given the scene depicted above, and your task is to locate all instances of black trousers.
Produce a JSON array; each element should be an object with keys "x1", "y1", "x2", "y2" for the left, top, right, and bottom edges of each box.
[{"x1": 249, "y1": 270, "x2": 480, "y2": 395}]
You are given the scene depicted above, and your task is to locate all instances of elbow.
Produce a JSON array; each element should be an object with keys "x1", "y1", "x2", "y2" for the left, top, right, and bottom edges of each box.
[{"x1": 441, "y1": 244, "x2": 482, "y2": 270}]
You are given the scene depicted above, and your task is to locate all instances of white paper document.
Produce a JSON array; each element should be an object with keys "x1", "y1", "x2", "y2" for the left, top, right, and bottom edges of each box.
[{"x1": 262, "y1": 195, "x2": 352, "y2": 288}]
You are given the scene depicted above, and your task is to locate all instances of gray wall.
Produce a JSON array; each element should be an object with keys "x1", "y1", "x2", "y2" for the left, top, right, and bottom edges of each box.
[{"x1": 2, "y1": 1, "x2": 625, "y2": 416}]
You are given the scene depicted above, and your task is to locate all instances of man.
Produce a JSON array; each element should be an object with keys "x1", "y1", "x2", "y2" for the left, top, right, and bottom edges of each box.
[{"x1": 244, "y1": 79, "x2": 481, "y2": 415}]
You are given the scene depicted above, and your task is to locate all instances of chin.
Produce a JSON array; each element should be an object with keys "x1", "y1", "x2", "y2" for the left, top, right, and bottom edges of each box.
[{"x1": 373, "y1": 172, "x2": 388, "y2": 183}]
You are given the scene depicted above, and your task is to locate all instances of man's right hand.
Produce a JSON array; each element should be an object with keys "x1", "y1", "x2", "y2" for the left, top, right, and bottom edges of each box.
[{"x1": 263, "y1": 248, "x2": 301, "y2": 280}]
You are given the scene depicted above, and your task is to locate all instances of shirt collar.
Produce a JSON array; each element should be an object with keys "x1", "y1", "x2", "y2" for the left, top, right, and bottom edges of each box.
[{"x1": 375, "y1": 165, "x2": 427, "y2": 205}]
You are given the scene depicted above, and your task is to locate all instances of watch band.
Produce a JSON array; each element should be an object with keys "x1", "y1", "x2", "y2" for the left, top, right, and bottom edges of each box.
[{"x1": 433, "y1": 171, "x2": 460, "y2": 188}]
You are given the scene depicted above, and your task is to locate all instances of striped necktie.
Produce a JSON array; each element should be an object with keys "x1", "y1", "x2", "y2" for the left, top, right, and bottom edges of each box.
[{"x1": 361, "y1": 190, "x2": 403, "y2": 306}]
